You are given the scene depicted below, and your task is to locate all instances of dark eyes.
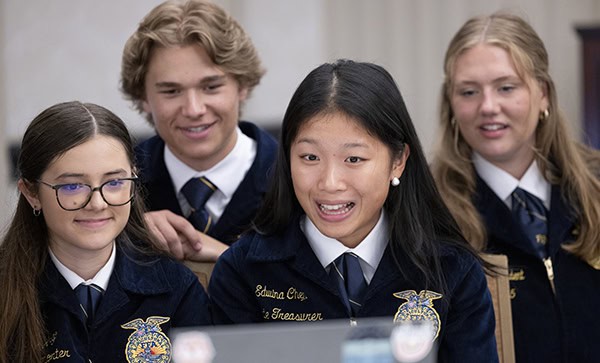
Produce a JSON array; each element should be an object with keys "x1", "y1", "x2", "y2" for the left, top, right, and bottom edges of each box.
[
  {"x1": 159, "y1": 89, "x2": 180, "y2": 95},
  {"x1": 205, "y1": 83, "x2": 224, "y2": 91},
  {"x1": 158, "y1": 83, "x2": 223, "y2": 96},
  {"x1": 58, "y1": 184, "x2": 86, "y2": 194},
  {"x1": 302, "y1": 154, "x2": 319, "y2": 161},
  {"x1": 104, "y1": 180, "x2": 126, "y2": 190},
  {"x1": 458, "y1": 84, "x2": 517, "y2": 97},
  {"x1": 499, "y1": 85, "x2": 516, "y2": 93},
  {"x1": 300, "y1": 155, "x2": 364, "y2": 164},
  {"x1": 57, "y1": 179, "x2": 127, "y2": 194}
]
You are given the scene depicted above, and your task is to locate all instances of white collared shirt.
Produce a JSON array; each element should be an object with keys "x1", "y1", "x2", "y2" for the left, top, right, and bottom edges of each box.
[
  {"x1": 165, "y1": 127, "x2": 257, "y2": 223},
  {"x1": 473, "y1": 152, "x2": 551, "y2": 210},
  {"x1": 49, "y1": 243, "x2": 116, "y2": 291},
  {"x1": 301, "y1": 211, "x2": 389, "y2": 284}
]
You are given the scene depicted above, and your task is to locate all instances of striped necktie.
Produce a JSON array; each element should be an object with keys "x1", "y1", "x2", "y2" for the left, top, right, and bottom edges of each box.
[
  {"x1": 75, "y1": 283, "x2": 103, "y2": 325},
  {"x1": 512, "y1": 187, "x2": 548, "y2": 258},
  {"x1": 181, "y1": 176, "x2": 218, "y2": 234},
  {"x1": 330, "y1": 252, "x2": 368, "y2": 317}
]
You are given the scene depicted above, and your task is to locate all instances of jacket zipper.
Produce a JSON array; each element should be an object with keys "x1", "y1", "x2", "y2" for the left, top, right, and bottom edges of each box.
[{"x1": 543, "y1": 257, "x2": 556, "y2": 294}]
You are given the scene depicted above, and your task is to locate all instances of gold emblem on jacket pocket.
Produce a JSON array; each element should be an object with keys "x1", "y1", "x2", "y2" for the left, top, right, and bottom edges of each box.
[
  {"x1": 393, "y1": 290, "x2": 442, "y2": 340},
  {"x1": 122, "y1": 316, "x2": 171, "y2": 363}
]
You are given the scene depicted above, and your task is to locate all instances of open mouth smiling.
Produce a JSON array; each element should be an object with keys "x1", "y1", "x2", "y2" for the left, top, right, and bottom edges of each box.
[
  {"x1": 319, "y1": 202, "x2": 355, "y2": 215},
  {"x1": 480, "y1": 123, "x2": 507, "y2": 131}
]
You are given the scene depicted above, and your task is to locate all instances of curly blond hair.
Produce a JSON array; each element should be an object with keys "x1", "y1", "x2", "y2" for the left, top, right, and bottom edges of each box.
[{"x1": 120, "y1": 0, "x2": 265, "y2": 124}]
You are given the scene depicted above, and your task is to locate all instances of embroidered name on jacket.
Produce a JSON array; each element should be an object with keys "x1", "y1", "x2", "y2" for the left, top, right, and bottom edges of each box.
[
  {"x1": 508, "y1": 268, "x2": 526, "y2": 281},
  {"x1": 42, "y1": 331, "x2": 71, "y2": 362},
  {"x1": 255, "y1": 285, "x2": 308, "y2": 301},
  {"x1": 393, "y1": 290, "x2": 442, "y2": 339},
  {"x1": 121, "y1": 316, "x2": 172, "y2": 363}
]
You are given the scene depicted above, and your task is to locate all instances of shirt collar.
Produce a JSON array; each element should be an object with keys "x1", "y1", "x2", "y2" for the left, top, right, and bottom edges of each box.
[
  {"x1": 301, "y1": 211, "x2": 389, "y2": 283},
  {"x1": 49, "y1": 243, "x2": 116, "y2": 290},
  {"x1": 473, "y1": 152, "x2": 550, "y2": 209},
  {"x1": 165, "y1": 127, "x2": 256, "y2": 200}
]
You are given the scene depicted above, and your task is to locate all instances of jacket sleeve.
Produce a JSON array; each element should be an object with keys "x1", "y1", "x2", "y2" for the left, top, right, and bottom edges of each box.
[
  {"x1": 438, "y1": 258, "x2": 499, "y2": 363},
  {"x1": 171, "y1": 267, "x2": 212, "y2": 327},
  {"x1": 208, "y1": 244, "x2": 264, "y2": 324}
]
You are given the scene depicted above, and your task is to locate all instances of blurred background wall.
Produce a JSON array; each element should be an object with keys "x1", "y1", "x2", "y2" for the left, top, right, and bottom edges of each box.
[{"x1": 2, "y1": 0, "x2": 600, "y2": 229}]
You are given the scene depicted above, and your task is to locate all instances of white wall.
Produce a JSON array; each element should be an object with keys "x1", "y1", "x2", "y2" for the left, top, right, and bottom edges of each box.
[
  {"x1": 2, "y1": 0, "x2": 600, "y2": 228},
  {"x1": 322, "y1": 0, "x2": 600, "y2": 158},
  {"x1": 1, "y1": 0, "x2": 324, "y2": 142}
]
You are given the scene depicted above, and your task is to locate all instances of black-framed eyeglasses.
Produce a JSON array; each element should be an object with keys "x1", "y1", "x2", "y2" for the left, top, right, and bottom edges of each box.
[{"x1": 37, "y1": 177, "x2": 138, "y2": 211}]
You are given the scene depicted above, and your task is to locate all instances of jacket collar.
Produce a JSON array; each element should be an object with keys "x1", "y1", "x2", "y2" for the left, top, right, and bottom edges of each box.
[
  {"x1": 475, "y1": 176, "x2": 576, "y2": 256},
  {"x1": 547, "y1": 186, "x2": 577, "y2": 255},
  {"x1": 238, "y1": 121, "x2": 278, "y2": 195},
  {"x1": 244, "y1": 215, "x2": 404, "y2": 299},
  {"x1": 245, "y1": 215, "x2": 341, "y2": 296},
  {"x1": 211, "y1": 122, "x2": 277, "y2": 240},
  {"x1": 39, "y1": 245, "x2": 174, "y2": 324}
]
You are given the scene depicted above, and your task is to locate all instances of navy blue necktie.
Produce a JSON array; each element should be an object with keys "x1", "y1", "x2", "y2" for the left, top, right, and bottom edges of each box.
[
  {"x1": 75, "y1": 283, "x2": 103, "y2": 324},
  {"x1": 330, "y1": 252, "x2": 368, "y2": 317},
  {"x1": 181, "y1": 176, "x2": 217, "y2": 234},
  {"x1": 512, "y1": 187, "x2": 548, "y2": 258}
]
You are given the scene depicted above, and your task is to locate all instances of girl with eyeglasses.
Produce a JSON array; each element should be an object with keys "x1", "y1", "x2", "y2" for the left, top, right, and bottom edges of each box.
[{"x1": 0, "y1": 101, "x2": 210, "y2": 363}]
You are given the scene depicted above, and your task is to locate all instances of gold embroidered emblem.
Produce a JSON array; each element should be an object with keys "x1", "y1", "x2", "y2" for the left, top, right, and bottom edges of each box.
[
  {"x1": 121, "y1": 316, "x2": 171, "y2": 363},
  {"x1": 393, "y1": 290, "x2": 442, "y2": 339}
]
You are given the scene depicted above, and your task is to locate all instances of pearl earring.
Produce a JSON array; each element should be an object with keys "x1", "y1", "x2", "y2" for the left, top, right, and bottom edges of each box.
[{"x1": 391, "y1": 177, "x2": 400, "y2": 187}]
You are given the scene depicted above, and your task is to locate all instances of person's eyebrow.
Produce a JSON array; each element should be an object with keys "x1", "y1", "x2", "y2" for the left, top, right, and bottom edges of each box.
[
  {"x1": 54, "y1": 169, "x2": 129, "y2": 180},
  {"x1": 295, "y1": 138, "x2": 370, "y2": 149},
  {"x1": 342, "y1": 142, "x2": 369, "y2": 149},
  {"x1": 154, "y1": 75, "x2": 227, "y2": 88}
]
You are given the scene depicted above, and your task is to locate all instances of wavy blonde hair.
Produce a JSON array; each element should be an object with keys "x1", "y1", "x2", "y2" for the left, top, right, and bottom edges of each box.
[
  {"x1": 120, "y1": 0, "x2": 265, "y2": 124},
  {"x1": 431, "y1": 12, "x2": 600, "y2": 267}
]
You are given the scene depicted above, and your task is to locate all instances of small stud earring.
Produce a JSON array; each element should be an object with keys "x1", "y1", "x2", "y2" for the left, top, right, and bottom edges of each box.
[
  {"x1": 33, "y1": 207, "x2": 41, "y2": 217},
  {"x1": 391, "y1": 177, "x2": 400, "y2": 187}
]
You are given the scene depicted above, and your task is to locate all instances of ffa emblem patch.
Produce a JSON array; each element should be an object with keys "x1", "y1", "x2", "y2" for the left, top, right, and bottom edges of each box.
[
  {"x1": 121, "y1": 316, "x2": 172, "y2": 362},
  {"x1": 393, "y1": 290, "x2": 442, "y2": 339}
]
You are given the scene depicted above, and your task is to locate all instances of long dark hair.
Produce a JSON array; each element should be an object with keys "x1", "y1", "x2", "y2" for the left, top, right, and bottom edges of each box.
[
  {"x1": 0, "y1": 101, "x2": 160, "y2": 363},
  {"x1": 254, "y1": 59, "x2": 475, "y2": 291}
]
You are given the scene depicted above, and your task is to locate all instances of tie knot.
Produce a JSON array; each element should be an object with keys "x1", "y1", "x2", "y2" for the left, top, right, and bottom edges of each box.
[
  {"x1": 181, "y1": 177, "x2": 217, "y2": 211},
  {"x1": 181, "y1": 177, "x2": 218, "y2": 233},
  {"x1": 511, "y1": 187, "x2": 548, "y2": 258},
  {"x1": 75, "y1": 283, "x2": 104, "y2": 323},
  {"x1": 511, "y1": 188, "x2": 547, "y2": 221},
  {"x1": 332, "y1": 252, "x2": 359, "y2": 268}
]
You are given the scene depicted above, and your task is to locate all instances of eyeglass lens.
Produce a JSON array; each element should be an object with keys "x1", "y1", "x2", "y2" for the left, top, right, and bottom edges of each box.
[{"x1": 56, "y1": 179, "x2": 135, "y2": 210}]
